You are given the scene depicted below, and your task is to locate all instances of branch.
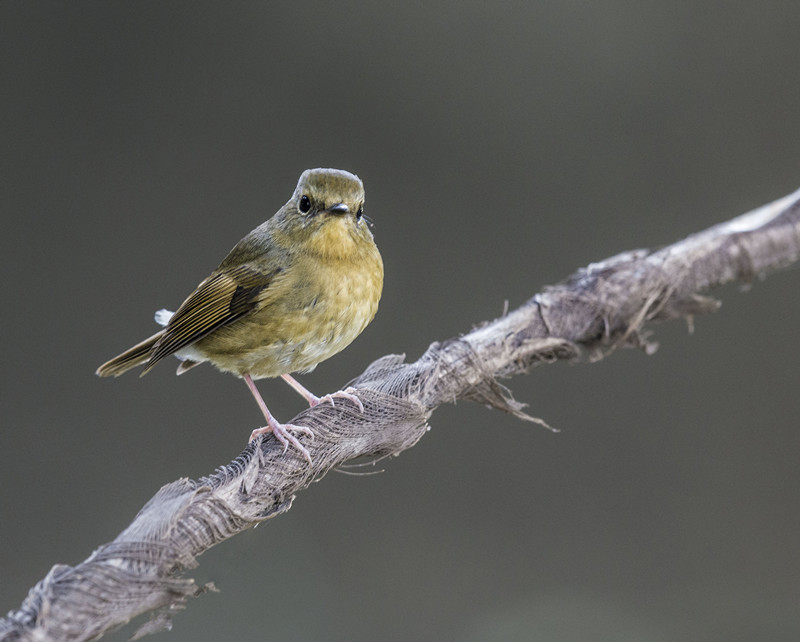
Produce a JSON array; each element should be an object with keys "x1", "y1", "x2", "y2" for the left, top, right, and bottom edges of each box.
[{"x1": 3, "y1": 187, "x2": 799, "y2": 641}]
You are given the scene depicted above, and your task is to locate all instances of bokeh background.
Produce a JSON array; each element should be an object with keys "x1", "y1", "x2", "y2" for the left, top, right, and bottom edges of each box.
[{"x1": 2, "y1": 2, "x2": 800, "y2": 640}]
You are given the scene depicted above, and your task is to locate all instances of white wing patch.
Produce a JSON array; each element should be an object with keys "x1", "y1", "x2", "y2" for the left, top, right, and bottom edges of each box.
[{"x1": 154, "y1": 308, "x2": 174, "y2": 327}]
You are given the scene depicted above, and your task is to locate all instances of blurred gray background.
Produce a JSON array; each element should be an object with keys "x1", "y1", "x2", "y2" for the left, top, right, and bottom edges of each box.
[{"x1": 2, "y1": 2, "x2": 799, "y2": 640}]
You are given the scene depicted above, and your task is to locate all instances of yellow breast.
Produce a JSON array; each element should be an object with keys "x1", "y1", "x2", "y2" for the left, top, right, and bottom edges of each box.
[{"x1": 193, "y1": 224, "x2": 383, "y2": 379}]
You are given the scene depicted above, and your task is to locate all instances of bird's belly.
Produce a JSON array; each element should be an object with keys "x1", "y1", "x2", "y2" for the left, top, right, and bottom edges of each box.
[{"x1": 191, "y1": 272, "x2": 379, "y2": 379}]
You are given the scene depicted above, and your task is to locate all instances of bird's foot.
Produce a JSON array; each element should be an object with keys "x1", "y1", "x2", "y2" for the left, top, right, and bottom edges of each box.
[
  {"x1": 310, "y1": 387, "x2": 365, "y2": 413},
  {"x1": 249, "y1": 420, "x2": 315, "y2": 464}
]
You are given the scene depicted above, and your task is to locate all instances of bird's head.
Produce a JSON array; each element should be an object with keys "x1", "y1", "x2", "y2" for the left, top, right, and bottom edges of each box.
[{"x1": 276, "y1": 168, "x2": 374, "y2": 260}]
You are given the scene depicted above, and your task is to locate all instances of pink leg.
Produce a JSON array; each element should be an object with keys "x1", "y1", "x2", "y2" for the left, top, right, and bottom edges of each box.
[
  {"x1": 281, "y1": 374, "x2": 365, "y2": 413},
  {"x1": 244, "y1": 374, "x2": 314, "y2": 464}
]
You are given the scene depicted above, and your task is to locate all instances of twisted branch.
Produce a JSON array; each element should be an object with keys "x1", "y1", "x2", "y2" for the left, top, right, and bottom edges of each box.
[{"x1": 2, "y1": 187, "x2": 799, "y2": 641}]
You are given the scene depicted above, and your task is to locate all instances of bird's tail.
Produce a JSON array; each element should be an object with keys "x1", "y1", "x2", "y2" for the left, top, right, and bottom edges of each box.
[{"x1": 96, "y1": 330, "x2": 164, "y2": 377}]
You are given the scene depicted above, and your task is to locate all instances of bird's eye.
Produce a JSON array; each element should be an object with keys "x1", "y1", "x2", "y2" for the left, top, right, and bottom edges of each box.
[
  {"x1": 356, "y1": 205, "x2": 363, "y2": 220},
  {"x1": 299, "y1": 195, "x2": 311, "y2": 213}
]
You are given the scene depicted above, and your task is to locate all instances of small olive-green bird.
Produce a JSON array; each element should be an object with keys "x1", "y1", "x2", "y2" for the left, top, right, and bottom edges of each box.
[{"x1": 97, "y1": 168, "x2": 383, "y2": 463}]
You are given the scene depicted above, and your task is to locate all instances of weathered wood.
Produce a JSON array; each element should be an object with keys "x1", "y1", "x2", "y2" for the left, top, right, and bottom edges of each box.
[{"x1": 2, "y1": 187, "x2": 798, "y2": 641}]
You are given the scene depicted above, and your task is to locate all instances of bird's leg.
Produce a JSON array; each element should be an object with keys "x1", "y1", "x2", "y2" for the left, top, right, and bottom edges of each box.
[
  {"x1": 280, "y1": 374, "x2": 365, "y2": 413},
  {"x1": 244, "y1": 374, "x2": 314, "y2": 464}
]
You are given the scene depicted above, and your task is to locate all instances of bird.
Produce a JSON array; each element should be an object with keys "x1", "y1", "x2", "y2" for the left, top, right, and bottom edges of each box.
[{"x1": 96, "y1": 168, "x2": 384, "y2": 464}]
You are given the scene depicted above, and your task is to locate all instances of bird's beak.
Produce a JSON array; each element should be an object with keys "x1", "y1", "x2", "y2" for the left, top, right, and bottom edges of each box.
[{"x1": 327, "y1": 203, "x2": 349, "y2": 215}]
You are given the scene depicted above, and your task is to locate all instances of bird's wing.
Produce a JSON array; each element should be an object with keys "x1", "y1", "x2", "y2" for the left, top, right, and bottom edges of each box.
[{"x1": 141, "y1": 263, "x2": 280, "y2": 373}]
